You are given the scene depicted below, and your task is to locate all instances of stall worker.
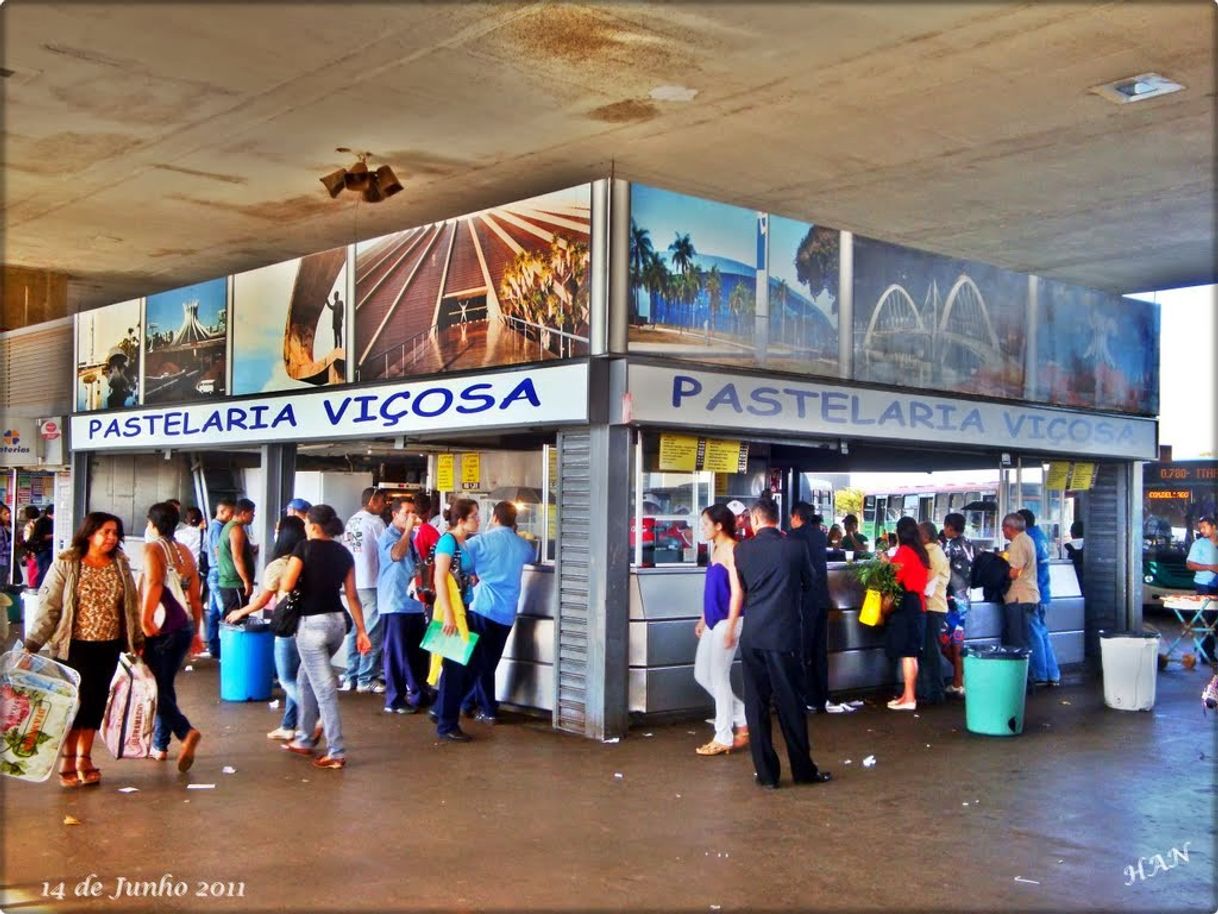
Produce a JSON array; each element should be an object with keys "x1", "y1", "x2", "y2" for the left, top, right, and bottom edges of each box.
[
  {"x1": 377, "y1": 495, "x2": 429, "y2": 714},
  {"x1": 841, "y1": 514, "x2": 868, "y2": 553},
  {"x1": 461, "y1": 501, "x2": 536, "y2": 724}
]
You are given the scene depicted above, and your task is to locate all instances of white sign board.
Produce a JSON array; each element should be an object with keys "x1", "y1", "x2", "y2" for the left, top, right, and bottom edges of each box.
[
  {"x1": 626, "y1": 364, "x2": 1157, "y2": 461},
  {"x1": 70, "y1": 363, "x2": 590, "y2": 451},
  {"x1": 0, "y1": 419, "x2": 38, "y2": 468}
]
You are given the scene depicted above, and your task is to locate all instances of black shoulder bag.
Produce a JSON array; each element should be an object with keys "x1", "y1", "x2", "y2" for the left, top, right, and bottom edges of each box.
[{"x1": 270, "y1": 545, "x2": 307, "y2": 637}]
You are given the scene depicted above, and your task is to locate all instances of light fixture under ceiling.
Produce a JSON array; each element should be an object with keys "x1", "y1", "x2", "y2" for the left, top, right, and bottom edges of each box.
[
  {"x1": 320, "y1": 148, "x2": 404, "y2": 203},
  {"x1": 1091, "y1": 72, "x2": 1184, "y2": 105}
]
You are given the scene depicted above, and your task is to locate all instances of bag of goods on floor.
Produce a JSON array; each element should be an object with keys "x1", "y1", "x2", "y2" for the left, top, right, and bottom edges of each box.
[
  {"x1": 102, "y1": 654, "x2": 158, "y2": 760},
  {"x1": 0, "y1": 651, "x2": 81, "y2": 783}
]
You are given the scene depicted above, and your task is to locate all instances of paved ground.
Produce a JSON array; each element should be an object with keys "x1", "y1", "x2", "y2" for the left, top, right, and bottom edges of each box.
[{"x1": 2, "y1": 659, "x2": 1214, "y2": 913}]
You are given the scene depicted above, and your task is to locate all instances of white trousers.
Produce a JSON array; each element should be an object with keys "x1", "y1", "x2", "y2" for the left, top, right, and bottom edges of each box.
[{"x1": 693, "y1": 618, "x2": 746, "y2": 745}]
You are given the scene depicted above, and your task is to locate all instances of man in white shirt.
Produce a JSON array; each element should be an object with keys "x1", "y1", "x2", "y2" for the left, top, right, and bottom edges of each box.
[{"x1": 341, "y1": 487, "x2": 387, "y2": 692}]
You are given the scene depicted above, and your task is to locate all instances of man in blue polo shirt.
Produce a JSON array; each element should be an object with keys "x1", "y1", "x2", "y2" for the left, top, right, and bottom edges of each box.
[
  {"x1": 377, "y1": 495, "x2": 431, "y2": 713},
  {"x1": 1020, "y1": 508, "x2": 1060, "y2": 686},
  {"x1": 1186, "y1": 515, "x2": 1218, "y2": 662},
  {"x1": 461, "y1": 501, "x2": 536, "y2": 723}
]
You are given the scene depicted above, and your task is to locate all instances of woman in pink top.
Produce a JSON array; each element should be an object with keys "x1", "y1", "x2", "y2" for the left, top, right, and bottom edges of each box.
[{"x1": 881, "y1": 516, "x2": 931, "y2": 711}]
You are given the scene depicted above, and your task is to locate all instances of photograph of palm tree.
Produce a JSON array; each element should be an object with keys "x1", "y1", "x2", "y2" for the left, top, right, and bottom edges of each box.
[
  {"x1": 76, "y1": 299, "x2": 142, "y2": 411},
  {"x1": 628, "y1": 185, "x2": 761, "y2": 365},
  {"x1": 143, "y1": 277, "x2": 229, "y2": 405},
  {"x1": 354, "y1": 186, "x2": 590, "y2": 382},
  {"x1": 1036, "y1": 279, "x2": 1159, "y2": 416},
  {"x1": 767, "y1": 215, "x2": 839, "y2": 376},
  {"x1": 232, "y1": 247, "x2": 350, "y2": 395},
  {"x1": 852, "y1": 237, "x2": 1027, "y2": 399}
]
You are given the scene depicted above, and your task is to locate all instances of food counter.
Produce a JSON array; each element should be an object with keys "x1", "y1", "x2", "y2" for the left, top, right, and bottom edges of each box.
[{"x1": 626, "y1": 559, "x2": 1084, "y2": 715}]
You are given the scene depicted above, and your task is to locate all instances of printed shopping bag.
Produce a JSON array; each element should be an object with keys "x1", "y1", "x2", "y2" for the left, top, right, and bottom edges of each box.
[
  {"x1": 0, "y1": 651, "x2": 80, "y2": 782},
  {"x1": 102, "y1": 654, "x2": 158, "y2": 760}
]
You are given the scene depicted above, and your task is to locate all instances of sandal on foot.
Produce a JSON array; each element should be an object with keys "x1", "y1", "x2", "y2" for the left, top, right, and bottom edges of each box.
[
  {"x1": 76, "y1": 755, "x2": 102, "y2": 786},
  {"x1": 282, "y1": 741, "x2": 314, "y2": 757},
  {"x1": 59, "y1": 768, "x2": 82, "y2": 788},
  {"x1": 312, "y1": 754, "x2": 346, "y2": 769},
  {"x1": 695, "y1": 740, "x2": 733, "y2": 756},
  {"x1": 732, "y1": 727, "x2": 750, "y2": 750}
]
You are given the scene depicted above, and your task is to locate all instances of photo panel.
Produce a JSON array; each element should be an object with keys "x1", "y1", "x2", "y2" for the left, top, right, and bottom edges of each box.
[
  {"x1": 627, "y1": 184, "x2": 762, "y2": 366},
  {"x1": 75, "y1": 299, "x2": 143, "y2": 411},
  {"x1": 143, "y1": 277, "x2": 229, "y2": 405},
  {"x1": 852, "y1": 237, "x2": 1028, "y2": 399},
  {"x1": 1036, "y1": 279, "x2": 1159, "y2": 416},
  {"x1": 354, "y1": 185, "x2": 591, "y2": 382},
  {"x1": 766, "y1": 214, "x2": 839, "y2": 376},
  {"x1": 231, "y1": 246, "x2": 350, "y2": 395}
]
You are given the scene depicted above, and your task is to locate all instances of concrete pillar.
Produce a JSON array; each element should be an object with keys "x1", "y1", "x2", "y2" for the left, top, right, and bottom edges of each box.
[
  {"x1": 254, "y1": 443, "x2": 296, "y2": 577},
  {"x1": 1, "y1": 267, "x2": 69, "y2": 332}
]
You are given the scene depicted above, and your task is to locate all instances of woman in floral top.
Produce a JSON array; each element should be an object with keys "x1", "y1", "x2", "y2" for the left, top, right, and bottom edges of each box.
[{"x1": 24, "y1": 513, "x2": 142, "y2": 787}]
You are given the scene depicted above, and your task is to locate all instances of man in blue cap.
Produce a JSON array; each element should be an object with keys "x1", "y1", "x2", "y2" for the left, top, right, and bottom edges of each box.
[{"x1": 285, "y1": 498, "x2": 311, "y2": 521}]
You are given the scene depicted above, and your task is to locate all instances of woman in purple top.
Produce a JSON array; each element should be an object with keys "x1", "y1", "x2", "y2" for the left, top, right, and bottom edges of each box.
[
  {"x1": 141, "y1": 502, "x2": 204, "y2": 771},
  {"x1": 693, "y1": 504, "x2": 748, "y2": 756}
]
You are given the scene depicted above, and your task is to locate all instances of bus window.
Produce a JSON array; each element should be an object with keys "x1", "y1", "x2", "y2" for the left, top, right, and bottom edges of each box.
[{"x1": 902, "y1": 494, "x2": 920, "y2": 519}]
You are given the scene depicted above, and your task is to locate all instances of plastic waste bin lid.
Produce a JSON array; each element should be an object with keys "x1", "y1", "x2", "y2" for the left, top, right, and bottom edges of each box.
[
  {"x1": 964, "y1": 645, "x2": 1031, "y2": 660},
  {"x1": 1098, "y1": 630, "x2": 1160, "y2": 639}
]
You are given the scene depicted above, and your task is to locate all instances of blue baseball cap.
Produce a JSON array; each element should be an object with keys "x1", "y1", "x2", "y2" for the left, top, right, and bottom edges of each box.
[{"x1": 285, "y1": 498, "x2": 312, "y2": 513}]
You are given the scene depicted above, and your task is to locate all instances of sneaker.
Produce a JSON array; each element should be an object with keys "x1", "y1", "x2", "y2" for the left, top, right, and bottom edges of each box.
[
  {"x1": 372, "y1": 683, "x2": 386, "y2": 694},
  {"x1": 338, "y1": 681, "x2": 354, "y2": 693},
  {"x1": 945, "y1": 685, "x2": 966, "y2": 697},
  {"x1": 356, "y1": 683, "x2": 374, "y2": 694},
  {"x1": 266, "y1": 727, "x2": 295, "y2": 740},
  {"x1": 1047, "y1": 680, "x2": 1062, "y2": 688},
  {"x1": 825, "y1": 702, "x2": 855, "y2": 714}
]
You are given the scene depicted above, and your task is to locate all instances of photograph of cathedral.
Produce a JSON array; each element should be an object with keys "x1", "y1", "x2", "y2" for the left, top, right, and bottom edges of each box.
[{"x1": 143, "y1": 277, "x2": 229, "y2": 405}]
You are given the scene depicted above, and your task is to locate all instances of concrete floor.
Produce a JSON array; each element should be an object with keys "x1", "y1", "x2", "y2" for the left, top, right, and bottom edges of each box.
[{"x1": 2, "y1": 660, "x2": 1214, "y2": 913}]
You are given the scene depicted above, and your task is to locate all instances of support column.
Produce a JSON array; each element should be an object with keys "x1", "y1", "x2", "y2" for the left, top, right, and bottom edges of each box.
[
  {"x1": 837, "y1": 230, "x2": 854, "y2": 379},
  {"x1": 69, "y1": 449, "x2": 90, "y2": 540},
  {"x1": 255, "y1": 444, "x2": 296, "y2": 577},
  {"x1": 1081, "y1": 461, "x2": 1134, "y2": 666},
  {"x1": 553, "y1": 422, "x2": 630, "y2": 740}
]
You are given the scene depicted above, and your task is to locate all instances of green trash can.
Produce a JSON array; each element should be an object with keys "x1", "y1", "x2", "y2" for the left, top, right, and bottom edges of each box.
[{"x1": 964, "y1": 645, "x2": 1031, "y2": 736}]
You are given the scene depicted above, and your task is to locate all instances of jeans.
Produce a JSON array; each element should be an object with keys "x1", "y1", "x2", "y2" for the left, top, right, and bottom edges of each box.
[
  {"x1": 435, "y1": 655, "x2": 471, "y2": 736},
  {"x1": 342, "y1": 588, "x2": 383, "y2": 686},
  {"x1": 35, "y1": 549, "x2": 53, "y2": 589},
  {"x1": 462, "y1": 612, "x2": 514, "y2": 718},
  {"x1": 205, "y1": 572, "x2": 224, "y2": 657},
  {"x1": 295, "y1": 612, "x2": 347, "y2": 758},
  {"x1": 917, "y1": 612, "x2": 947, "y2": 704},
  {"x1": 145, "y1": 624, "x2": 195, "y2": 752},
  {"x1": 1028, "y1": 603, "x2": 1061, "y2": 682},
  {"x1": 1002, "y1": 602, "x2": 1034, "y2": 649},
  {"x1": 693, "y1": 618, "x2": 746, "y2": 745},
  {"x1": 382, "y1": 612, "x2": 429, "y2": 710},
  {"x1": 274, "y1": 635, "x2": 301, "y2": 731}
]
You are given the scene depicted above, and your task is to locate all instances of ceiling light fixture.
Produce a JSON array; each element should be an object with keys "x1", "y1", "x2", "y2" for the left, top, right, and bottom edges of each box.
[
  {"x1": 320, "y1": 148, "x2": 404, "y2": 203},
  {"x1": 1091, "y1": 72, "x2": 1184, "y2": 105}
]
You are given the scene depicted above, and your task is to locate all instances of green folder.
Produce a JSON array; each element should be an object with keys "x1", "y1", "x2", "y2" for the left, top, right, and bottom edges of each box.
[{"x1": 420, "y1": 620, "x2": 480, "y2": 666}]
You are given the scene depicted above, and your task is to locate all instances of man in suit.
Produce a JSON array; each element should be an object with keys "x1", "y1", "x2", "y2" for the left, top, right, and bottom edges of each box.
[
  {"x1": 733, "y1": 497, "x2": 831, "y2": 789},
  {"x1": 788, "y1": 503, "x2": 838, "y2": 714}
]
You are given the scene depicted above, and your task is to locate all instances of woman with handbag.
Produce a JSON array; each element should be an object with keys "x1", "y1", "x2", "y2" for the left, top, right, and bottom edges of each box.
[
  {"x1": 22, "y1": 512, "x2": 143, "y2": 787},
  {"x1": 225, "y1": 516, "x2": 306, "y2": 740},
  {"x1": 140, "y1": 502, "x2": 204, "y2": 770},
  {"x1": 431, "y1": 498, "x2": 480, "y2": 742},
  {"x1": 278, "y1": 505, "x2": 371, "y2": 770},
  {"x1": 881, "y1": 516, "x2": 931, "y2": 711}
]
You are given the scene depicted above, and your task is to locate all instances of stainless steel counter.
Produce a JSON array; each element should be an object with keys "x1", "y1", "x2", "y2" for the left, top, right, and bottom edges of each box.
[
  {"x1": 627, "y1": 559, "x2": 1084, "y2": 715},
  {"x1": 493, "y1": 565, "x2": 556, "y2": 712}
]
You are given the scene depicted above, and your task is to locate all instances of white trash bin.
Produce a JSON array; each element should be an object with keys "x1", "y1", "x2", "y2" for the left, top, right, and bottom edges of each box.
[{"x1": 1099, "y1": 631, "x2": 1160, "y2": 711}]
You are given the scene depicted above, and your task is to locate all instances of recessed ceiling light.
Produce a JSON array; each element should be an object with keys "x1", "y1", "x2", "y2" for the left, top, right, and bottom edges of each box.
[
  {"x1": 1091, "y1": 72, "x2": 1184, "y2": 105},
  {"x1": 649, "y1": 85, "x2": 699, "y2": 103}
]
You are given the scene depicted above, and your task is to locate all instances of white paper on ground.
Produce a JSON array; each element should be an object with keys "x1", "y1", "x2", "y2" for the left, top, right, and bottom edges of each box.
[
  {"x1": 269, "y1": 700, "x2": 280, "y2": 709},
  {"x1": 222, "y1": 766, "x2": 236, "y2": 774},
  {"x1": 862, "y1": 755, "x2": 877, "y2": 768},
  {"x1": 117, "y1": 787, "x2": 139, "y2": 793},
  {"x1": 186, "y1": 783, "x2": 216, "y2": 790},
  {"x1": 183, "y1": 665, "x2": 193, "y2": 672},
  {"x1": 1013, "y1": 877, "x2": 1040, "y2": 885},
  {"x1": 613, "y1": 772, "x2": 624, "y2": 779},
  {"x1": 602, "y1": 737, "x2": 620, "y2": 744}
]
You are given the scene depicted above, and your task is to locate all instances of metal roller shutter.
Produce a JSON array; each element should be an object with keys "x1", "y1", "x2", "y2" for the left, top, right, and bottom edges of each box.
[
  {"x1": 1, "y1": 317, "x2": 73, "y2": 414},
  {"x1": 553, "y1": 430, "x2": 592, "y2": 734}
]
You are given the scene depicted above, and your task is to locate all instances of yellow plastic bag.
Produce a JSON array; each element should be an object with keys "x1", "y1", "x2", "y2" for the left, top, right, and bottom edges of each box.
[
  {"x1": 426, "y1": 572, "x2": 469, "y2": 687},
  {"x1": 859, "y1": 589, "x2": 883, "y2": 627}
]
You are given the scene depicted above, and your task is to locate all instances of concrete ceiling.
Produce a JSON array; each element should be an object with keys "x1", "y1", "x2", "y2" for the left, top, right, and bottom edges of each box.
[{"x1": 3, "y1": 2, "x2": 1214, "y2": 314}]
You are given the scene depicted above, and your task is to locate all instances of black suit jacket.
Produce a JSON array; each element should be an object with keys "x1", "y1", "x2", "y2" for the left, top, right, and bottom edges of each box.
[
  {"x1": 734, "y1": 526, "x2": 813, "y2": 651},
  {"x1": 787, "y1": 524, "x2": 830, "y2": 612}
]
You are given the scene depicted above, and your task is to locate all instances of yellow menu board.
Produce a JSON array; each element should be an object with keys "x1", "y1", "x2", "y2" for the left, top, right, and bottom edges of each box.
[
  {"x1": 436, "y1": 454, "x2": 455, "y2": 491},
  {"x1": 1069, "y1": 462, "x2": 1097, "y2": 490},
  {"x1": 658, "y1": 434, "x2": 699, "y2": 472},
  {"x1": 702, "y1": 439, "x2": 749, "y2": 474},
  {"x1": 460, "y1": 453, "x2": 481, "y2": 490},
  {"x1": 1045, "y1": 461, "x2": 1071, "y2": 490}
]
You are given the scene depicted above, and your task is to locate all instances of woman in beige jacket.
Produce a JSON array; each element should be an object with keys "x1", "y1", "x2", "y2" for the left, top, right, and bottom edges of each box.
[{"x1": 24, "y1": 512, "x2": 142, "y2": 788}]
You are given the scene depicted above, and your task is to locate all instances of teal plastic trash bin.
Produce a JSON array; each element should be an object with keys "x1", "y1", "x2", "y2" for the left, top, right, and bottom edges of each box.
[
  {"x1": 219, "y1": 622, "x2": 275, "y2": 701},
  {"x1": 963, "y1": 645, "x2": 1030, "y2": 736}
]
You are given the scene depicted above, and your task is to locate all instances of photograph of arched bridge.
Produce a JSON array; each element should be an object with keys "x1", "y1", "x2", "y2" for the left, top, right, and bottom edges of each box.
[
  {"x1": 354, "y1": 186, "x2": 590, "y2": 382},
  {"x1": 853, "y1": 237, "x2": 1028, "y2": 399}
]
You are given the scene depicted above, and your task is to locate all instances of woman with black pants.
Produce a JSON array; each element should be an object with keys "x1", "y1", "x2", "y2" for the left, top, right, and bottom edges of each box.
[
  {"x1": 881, "y1": 516, "x2": 931, "y2": 711},
  {"x1": 24, "y1": 513, "x2": 143, "y2": 787},
  {"x1": 141, "y1": 502, "x2": 204, "y2": 770}
]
